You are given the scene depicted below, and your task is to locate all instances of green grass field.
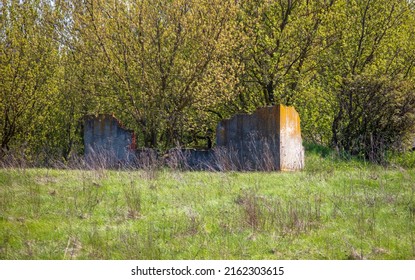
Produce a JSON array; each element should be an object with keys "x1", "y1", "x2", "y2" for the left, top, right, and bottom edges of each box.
[{"x1": 1, "y1": 150, "x2": 414, "y2": 260}]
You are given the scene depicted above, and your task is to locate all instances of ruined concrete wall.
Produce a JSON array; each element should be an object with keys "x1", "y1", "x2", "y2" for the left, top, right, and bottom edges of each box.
[
  {"x1": 279, "y1": 105, "x2": 304, "y2": 171},
  {"x1": 83, "y1": 106, "x2": 303, "y2": 170},
  {"x1": 216, "y1": 105, "x2": 304, "y2": 171},
  {"x1": 84, "y1": 115, "x2": 136, "y2": 165},
  {"x1": 165, "y1": 149, "x2": 215, "y2": 170}
]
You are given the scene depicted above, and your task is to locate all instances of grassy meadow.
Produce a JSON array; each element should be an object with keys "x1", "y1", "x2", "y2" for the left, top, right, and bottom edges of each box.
[{"x1": 0, "y1": 148, "x2": 414, "y2": 260}]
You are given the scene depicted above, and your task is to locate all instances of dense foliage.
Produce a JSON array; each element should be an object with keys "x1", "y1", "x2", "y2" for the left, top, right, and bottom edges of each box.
[{"x1": 1, "y1": 0, "x2": 415, "y2": 163}]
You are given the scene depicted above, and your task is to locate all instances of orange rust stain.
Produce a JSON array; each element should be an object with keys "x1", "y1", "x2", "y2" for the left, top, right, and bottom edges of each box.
[
  {"x1": 279, "y1": 104, "x2": 301, "y2": 137},
  {"x1": 129, "y1": 133, "x2": 137, "y2": 150}
]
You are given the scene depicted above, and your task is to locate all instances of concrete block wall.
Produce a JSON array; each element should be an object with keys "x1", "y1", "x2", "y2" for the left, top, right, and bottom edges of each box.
[
  {"x1": 279, "y1": 105, "x2": 304, "y2": 170},
  {"x1": 84, "y1": 114, "x2": 136, "y2": 165},
  {"x1": 216, "y1": 105, "x2": 304, "y2": 171}
]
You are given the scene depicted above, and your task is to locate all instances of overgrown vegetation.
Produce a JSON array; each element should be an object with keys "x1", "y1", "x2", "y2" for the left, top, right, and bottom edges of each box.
[
  {"x1": 332, "y1": 76, "x2": 415, "y2": 162},
  {"x1": 1, "y1": 0, "x2": 415, "y2": 162},
  {"x1": 1, "y1": 148, "x2": 414, "y2": 260}
]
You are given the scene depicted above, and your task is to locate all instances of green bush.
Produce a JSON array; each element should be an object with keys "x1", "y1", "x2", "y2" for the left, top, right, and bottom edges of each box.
[{"x1": 332, "y1": 75, "x2": 415, "y2": 163}]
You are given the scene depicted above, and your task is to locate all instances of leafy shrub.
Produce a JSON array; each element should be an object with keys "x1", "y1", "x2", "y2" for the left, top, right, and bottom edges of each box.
[{"x1": 332, "y1": 75, "x2": 415, "y2": 163}]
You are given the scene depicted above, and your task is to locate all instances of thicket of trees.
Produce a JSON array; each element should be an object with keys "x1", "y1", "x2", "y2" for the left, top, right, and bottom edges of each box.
[{"x1": 1, "y1": 0, "x2": 415, "y2": 163}]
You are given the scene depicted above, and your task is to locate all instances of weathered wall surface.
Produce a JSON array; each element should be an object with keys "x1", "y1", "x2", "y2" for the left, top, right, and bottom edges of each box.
[
  {"x1": 279, "y1": 106, "x2": 304, "y2": 171},
  {"x1": 216, "y1": 105, "x2": 304, "y2": 171},
  {"x1": 216, "y1": 106, "x2": 280, "y2": 170},
  {"x1": 84, "y1": 115, "x2": 136, "y2": 164},
  {"x1": 83, "y1": 105, "x2": 304, "y2": 171}
]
